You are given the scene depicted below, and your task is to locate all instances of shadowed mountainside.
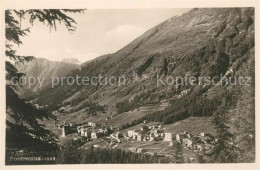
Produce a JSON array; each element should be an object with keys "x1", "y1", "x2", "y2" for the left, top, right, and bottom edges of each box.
[
  {"x1": 34, "y1": 8, "x2": 254, "y2": 127},
  {"x1": 16, "y1": 58, "x2": 78, "y2": 97}
]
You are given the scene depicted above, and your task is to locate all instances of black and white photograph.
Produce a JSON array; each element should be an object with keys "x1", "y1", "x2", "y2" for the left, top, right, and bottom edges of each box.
[{"x1": 1, "y1": 0, "x2": 259, "y2": 168}]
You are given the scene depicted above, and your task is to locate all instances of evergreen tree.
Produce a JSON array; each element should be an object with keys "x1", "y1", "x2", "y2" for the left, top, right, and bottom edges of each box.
[
  {"x1": 197, "y1": 152, "x2": 206, "y2": 163},
  {"x1": 209, "y1": 106, "x2": 239, "y2": 163},
  {"x1": 174, "y1": 142, "x2": 184, "y2": 163},
  {"x1": 5, "y1": 9, "x2": 84, "y2": 160},
  {"x1": 230, "y1": 85, "x2": 255, "y2": 162}
]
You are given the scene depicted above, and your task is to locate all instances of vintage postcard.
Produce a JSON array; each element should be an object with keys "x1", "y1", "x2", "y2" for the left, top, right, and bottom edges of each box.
[{"x1": 0, "y1": 0, "x2": 259, "y2": 169}]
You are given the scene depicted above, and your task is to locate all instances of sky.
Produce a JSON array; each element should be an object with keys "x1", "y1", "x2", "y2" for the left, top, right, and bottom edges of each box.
[{"x1": 16, "y1": 9, "x2": 190, "y2": 63}]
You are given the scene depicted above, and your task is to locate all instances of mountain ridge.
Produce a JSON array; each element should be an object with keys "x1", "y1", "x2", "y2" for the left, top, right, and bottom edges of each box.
[
  {"x1": 16, "y1": 57, "x2": 79, "y2": 97},
  {"x1": 34, "y1": 8, "x2": 254, "y2": 127}
]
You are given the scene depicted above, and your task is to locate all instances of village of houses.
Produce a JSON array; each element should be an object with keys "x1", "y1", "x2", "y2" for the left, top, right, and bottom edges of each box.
[{"x1": 58, "y1": 119, "x2": 216, "y2": 160}]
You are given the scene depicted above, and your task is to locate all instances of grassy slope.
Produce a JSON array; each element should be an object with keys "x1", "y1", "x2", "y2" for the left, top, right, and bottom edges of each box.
[{"x1": 123, "y1": 116, "x2": 215, "y2": 136}]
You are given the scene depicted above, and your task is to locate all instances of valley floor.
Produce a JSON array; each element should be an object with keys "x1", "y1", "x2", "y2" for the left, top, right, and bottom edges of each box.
[{"x1": 49, "y1": 115, "x2": 215, "y2": 163}]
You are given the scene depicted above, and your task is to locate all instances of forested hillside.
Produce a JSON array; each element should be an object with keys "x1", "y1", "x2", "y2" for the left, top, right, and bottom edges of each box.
[{"x1": 35, "y1": 8, "x2": 254, "y2": 125}]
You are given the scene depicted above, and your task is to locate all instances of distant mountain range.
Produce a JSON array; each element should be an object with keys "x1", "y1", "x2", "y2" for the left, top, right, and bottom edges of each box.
[
  {"x1": 61, "y1": 58, "x2": 81, "y2": 65},
  {"x1": 16, "y1": 58, "x2": 79, "y2": 97}
]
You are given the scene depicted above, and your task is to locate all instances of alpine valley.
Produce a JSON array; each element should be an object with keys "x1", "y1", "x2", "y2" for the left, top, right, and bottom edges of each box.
[{"x1": 13, "y1": 8, "x2": 255, "y2": 163}]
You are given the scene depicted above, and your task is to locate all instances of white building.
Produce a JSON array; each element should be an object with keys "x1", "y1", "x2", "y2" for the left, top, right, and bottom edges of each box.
[
  {"x1": 127, "y1": 130, "x2": 135, "y2": 138},
  {"x1": 88, "y1": 122, "x2": 96, "y2": 127},
  {"x1": 176, "y1": 134, "x2": 186, "y2": 142},
  {"x1": 164, "y1": 133, "x2": 176, "y2": 141},
  {"x1": 182, "y1": 138, "x2": 193, "y2": 147}
]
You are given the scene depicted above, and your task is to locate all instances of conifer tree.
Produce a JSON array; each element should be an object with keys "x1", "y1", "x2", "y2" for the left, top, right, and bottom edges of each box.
[
  {"x1": 5, "y1": 9, "x2": 84, "y2": 157},
  {"x1": 230, "y1": 86, "x2": 255, "y2": 162},
  {"x1": 209, "y1": 106, "x2": 239, "y2": 163},
  {"x1": 174, "y1": 142, "x2": 184, "y2": 163}
]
